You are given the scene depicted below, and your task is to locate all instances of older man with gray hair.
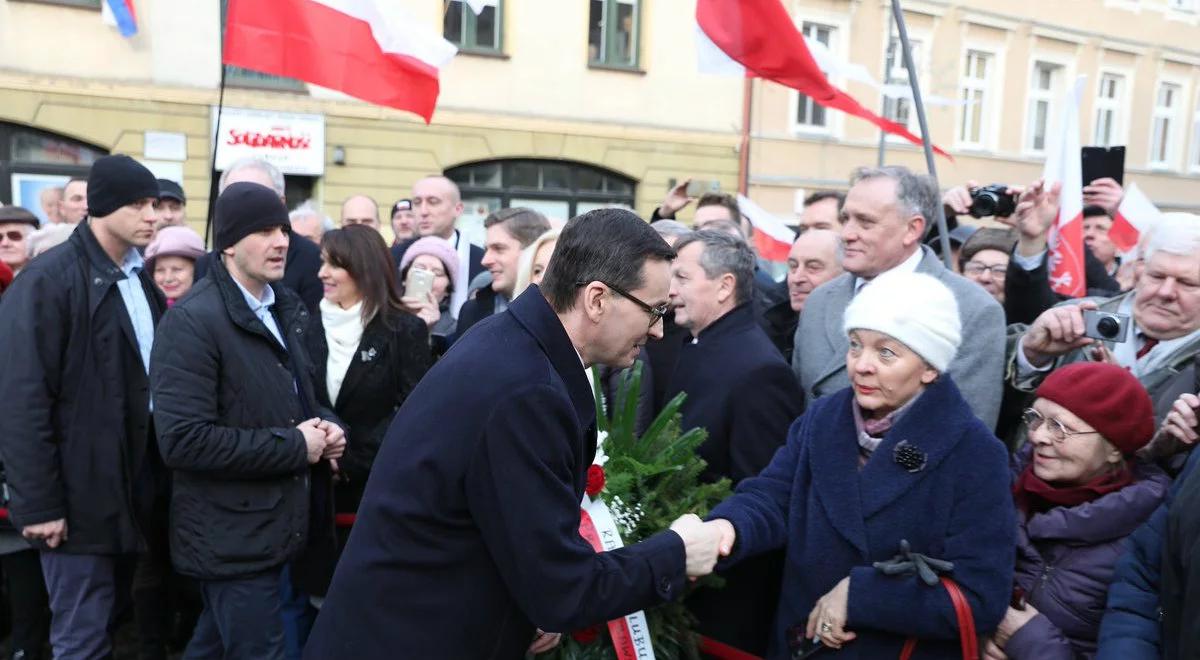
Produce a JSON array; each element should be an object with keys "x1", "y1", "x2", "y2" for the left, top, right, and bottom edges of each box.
[
  {"x1": 289, "y1": 201, "x2": 334, "y2": 244},
  {"x1": 664, "y1": 230, "x2": 802, "y2": 656},
  {"x1": 793, "y1": 165, "x2": 1006, "y2": 429},
  {"x1": 195, "y1": 158, "x2": 323, "y2": 310}
]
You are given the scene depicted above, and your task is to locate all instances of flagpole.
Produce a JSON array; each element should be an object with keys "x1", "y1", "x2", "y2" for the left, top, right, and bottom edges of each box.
[
  {"x1": 205, "y1": 61, "x2": 228, "y2": 250},
  {"x1": 876, "y1": 4, "x2": 894, "y2": 167},
  {"x1": 738, "y1": 77, "x2": 753, "y2": 195},
  {"x1": 890, "y1": 0, "x2": 953, "y2": 269}
]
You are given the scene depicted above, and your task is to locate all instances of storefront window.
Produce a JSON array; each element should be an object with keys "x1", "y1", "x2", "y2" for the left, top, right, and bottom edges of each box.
[{"x1": 446, "y1": 159, "x2": 636, "y2": 223}]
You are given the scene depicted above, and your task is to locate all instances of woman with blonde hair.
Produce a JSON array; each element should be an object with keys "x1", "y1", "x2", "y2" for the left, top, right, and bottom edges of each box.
[{"x1": 513, "y1": 227, "x2": 561, "y2": 296}]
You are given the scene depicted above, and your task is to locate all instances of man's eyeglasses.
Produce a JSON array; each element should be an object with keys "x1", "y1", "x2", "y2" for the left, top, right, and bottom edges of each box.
[
  {"x1": 0, "y1": 230, "x2": 25, "y2": 243},
  {"x1": 963, "y1": 262, "x2": 1007, "y2": 279},
  {"x1": 1022, "y1": 408, "x2": 1101, "y2": 443},
  {"x1": 577, "y1": 280, "x2": 669, "y2": 330}
]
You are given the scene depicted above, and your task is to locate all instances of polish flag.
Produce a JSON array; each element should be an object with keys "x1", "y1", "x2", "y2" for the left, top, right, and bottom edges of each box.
[
  {"x1": 1108, "y1": 182, "x2": 1162, "y2": 253},
  {"x1": 737, "y1": 194, "x2": 795, "y2": 262},
  {"x1": 223, "y1": 0, "x2": 458, "y2": 123},
  {"x1": 696, "y1": 0, "x2": 950, "y2": 158},
  {"x1": 1044, "y1": 77, "x2": 1087, "y2": 298}
]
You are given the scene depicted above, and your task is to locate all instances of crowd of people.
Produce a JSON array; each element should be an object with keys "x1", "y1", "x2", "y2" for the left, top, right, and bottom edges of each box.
[{"x1": 0, "y1": 150, "x2": 1197, "y2": 660}]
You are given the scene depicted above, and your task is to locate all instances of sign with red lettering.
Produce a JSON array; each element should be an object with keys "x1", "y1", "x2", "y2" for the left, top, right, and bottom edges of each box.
[{"x1": 212, "y1": 107, "x2": 326, "y2": 176}]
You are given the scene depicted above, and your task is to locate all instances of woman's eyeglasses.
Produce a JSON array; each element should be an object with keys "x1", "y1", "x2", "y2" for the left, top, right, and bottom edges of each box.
[
  {"x1": 1022, "y1": 408, "x2": 1101, "y2": 443},
  {"x1": 576, "y1": 280, "x2": 669, "y2": 330},
  {"x1": 1, "y1": 230, "x2": 26, "y2": 243}
]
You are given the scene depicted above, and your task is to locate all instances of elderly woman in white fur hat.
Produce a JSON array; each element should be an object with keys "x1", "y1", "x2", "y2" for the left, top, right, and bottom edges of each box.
[{"x1": 705, "y1": 271, "x2": 1016, "y2": 659}]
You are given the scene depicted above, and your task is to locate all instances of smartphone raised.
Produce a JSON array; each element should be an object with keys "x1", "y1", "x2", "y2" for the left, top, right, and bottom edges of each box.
[
  {"x1": 1081, "y1": 146, "x2": 1125, "y2": 186},
  {"x1": 405, "y1": 267, "x2": 435, "y2": 301},
  {"x1": 686, "y1": 180, "x2": 718, "y2": 197}
]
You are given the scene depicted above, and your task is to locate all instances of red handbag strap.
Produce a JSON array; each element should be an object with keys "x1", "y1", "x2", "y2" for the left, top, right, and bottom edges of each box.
[{"x1": 897, "y1": 577, "x2": 978, "y2": 660}]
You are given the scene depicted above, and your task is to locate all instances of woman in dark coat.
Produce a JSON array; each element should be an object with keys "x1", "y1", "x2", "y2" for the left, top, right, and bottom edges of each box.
[
  {"x1": 990, "y1": 362, "x2": 1168, "y2": 660},
  {"x1": 707, "y1": 271, "x2": 1016, "y2": 659},
  {"x1": 299, "y1": 225, "x2": 432, "y2": 598}
]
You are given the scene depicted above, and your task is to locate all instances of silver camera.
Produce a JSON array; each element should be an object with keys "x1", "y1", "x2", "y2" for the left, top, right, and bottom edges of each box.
[{"x1": 1083, "y1": 310, "x2": 1131, "y2": 343}]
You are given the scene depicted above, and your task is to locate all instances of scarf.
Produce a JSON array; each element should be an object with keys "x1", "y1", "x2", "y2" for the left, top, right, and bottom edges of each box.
[
  {"x1": 320, "y1": 298, "x2": 365, "y2": 405},
  {"x1": 1012, "y1": 464, "x2": 1135, "y2": 514},
  {"x1": 851, "y1": 391, "x2": 923, "y2": 455}
]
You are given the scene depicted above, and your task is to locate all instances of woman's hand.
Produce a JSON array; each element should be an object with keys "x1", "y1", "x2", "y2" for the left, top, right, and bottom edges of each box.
[
  {"x1": 982, "y1": 637, "x2": 1009, "y2": 660},
  {"x1": 402, "y1": 292, "x2": 441, "y2": 329},
  {"x1": 805, "y1": 577, "x2": 856, "y2": 650},
  {"x1": 991, "y1": 604, "x2": 1039, "y2": 650}
]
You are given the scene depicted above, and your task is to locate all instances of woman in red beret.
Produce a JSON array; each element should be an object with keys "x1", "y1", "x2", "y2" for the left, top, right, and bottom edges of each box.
[{"x1": 987, "y1": 362, "x2": 1169, "y2": 660}]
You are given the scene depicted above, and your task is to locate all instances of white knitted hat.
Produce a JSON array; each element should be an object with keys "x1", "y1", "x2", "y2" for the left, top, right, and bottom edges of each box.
[{"x1": 842, "y1": 271, "x2": 962, "y2": 372}]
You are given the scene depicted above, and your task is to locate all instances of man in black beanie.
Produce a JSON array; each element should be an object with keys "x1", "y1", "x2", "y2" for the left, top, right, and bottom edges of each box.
[
  {"x1": 150, "y1": 181, "x2": 345, "y2": 659},
  {"x1": 0, "y1": 154, "x2": 167, "y2": 659},
  {"x1": 155, "y1": 178, "x2": 187, "y2": 232}
]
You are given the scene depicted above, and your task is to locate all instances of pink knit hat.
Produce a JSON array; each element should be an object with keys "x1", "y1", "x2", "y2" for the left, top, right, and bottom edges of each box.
[
  {"x1": 400, "y1": 236, "x2": 459, "y2": 284},
  {"x1": 145, "y1": 225, "x2": 206, "y2": 264}
]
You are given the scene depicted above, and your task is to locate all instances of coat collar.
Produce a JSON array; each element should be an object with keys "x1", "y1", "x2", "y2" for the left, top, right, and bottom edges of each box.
[
  {"x1": 692, "y1": 302, "x2": 756, "y2": 344},
  {"x1": 71, "y1": 222, "x2": 166, "y2": 353},
  {"x1": 209, "y1": 256, "x2": 303, "y2": 353},
  {"x1": 807, "y1": 375, "x2": 977, "y2": 555},
  {"x1": 508, "y1": 286, "x2": 596, "y2": 433}
]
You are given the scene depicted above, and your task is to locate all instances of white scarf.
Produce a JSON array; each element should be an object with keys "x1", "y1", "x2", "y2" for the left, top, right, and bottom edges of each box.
[
  {"x1": 320, "y1": 298, "x2": 365, "y2": 404},
  {"x1": 449, "y1": 230, "x2": 471, "y2": 318}
]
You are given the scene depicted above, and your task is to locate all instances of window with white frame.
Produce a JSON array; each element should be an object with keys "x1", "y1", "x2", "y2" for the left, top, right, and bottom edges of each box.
[
  {"x1": 884, "y1": 38, "x2": 923, "y2": 130},
  {"x1": 1150, "y1": 82, "x2": 1182, "y2": 167},
  {"x1": 958, "y1": 50, "x2": 993, "y2": 147},
  {"x1": 795, "y1": 22, "x2": 836, "y2": 129},
  {"x1": 1093, "y1": 73, "x2": 1125, "y2": 147},
  {"x1": 1027, "y1": 61, "x2": 1064, "y2": 152}
]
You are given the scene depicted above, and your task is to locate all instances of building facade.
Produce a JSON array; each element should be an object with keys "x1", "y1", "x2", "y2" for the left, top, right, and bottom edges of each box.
[
  {"x1": 754, "y1": 0, "x2": 1200, "y2": 219},
  {"x1": 0, "y1": 0, "x2": 743, "y2": 239}
]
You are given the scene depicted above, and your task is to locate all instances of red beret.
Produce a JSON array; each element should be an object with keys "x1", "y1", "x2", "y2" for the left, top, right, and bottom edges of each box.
[{"x1": 1036, "y1": 362, "x2": 1155, "y2": 455}]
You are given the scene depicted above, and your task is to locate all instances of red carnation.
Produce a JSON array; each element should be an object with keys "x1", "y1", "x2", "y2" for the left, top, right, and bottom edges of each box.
[
  {"x1": 585, "y1": 465, "x2": 605, "y2": 497},
  {"x1": 571, "y1": 625, "x2": 600, "y2": 644}
]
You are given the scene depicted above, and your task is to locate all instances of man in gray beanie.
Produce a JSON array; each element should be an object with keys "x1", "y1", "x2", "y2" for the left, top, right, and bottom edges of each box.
[
  {"x1": 150, "y1": 181, "x2": 345, "y2": 658},
  {"x1": 0, "y1": 154, "x2": 167, "y2": 658}
]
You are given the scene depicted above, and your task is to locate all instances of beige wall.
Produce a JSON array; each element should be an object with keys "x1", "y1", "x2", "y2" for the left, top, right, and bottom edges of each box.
[{"x1": 754, "y1": 0, "x2": 1200, "y2": 218}]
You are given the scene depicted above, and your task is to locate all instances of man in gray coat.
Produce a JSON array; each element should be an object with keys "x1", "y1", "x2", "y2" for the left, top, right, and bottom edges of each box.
[{"x1": 793, "y1": 165, "x2": 1006, "y2": 429}]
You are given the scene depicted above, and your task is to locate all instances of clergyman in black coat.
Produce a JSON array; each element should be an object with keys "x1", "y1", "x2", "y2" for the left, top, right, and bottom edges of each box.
[
  {"x1": 664, "y1": 231, "x2": 803, "y2": 656},
  {"x1": 305, "y1": 209, "x2": 726, "y2": 659}
]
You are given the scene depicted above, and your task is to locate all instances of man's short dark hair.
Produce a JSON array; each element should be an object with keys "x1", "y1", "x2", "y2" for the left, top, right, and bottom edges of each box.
[
  {"x1": 674, "y1": 230, "x2": 756, "y2": 305},
  {"x1": 484, "y1": 207, "x2": 552, "y2": 248},
  {"x1": 696, "y1": 193, "x2": 740, "y2": 223},
  {"x1": 541, "y1": 208, "x2": 675, "y2": 313},
  {"x1": 804, "y1": 190, "x2": 845, "y2": 209},
  {"x1": 1083, "y1": 205, "x2": 1111, "y2": 219}
]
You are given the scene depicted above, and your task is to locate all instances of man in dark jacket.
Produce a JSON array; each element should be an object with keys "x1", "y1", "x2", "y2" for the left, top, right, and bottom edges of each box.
[
  {"x1": 454, "y1": 207, "x2": 551, "y2": 339},
  {"x1": 760, "y1": 228, "x2": 842, "y2": 362},
  {"x1": 194, "y1": 158, "x2": 324, "y2": 312},
  {"x1": 150, "y1": 182, "x2": 345, "y2": 659},
  {"x1": 306, "y1": 209, "x2": 726, "y2": 659},
  {"x1": 0, "y1": 155, "x2": 166, "y2": 659},
  {"x1": 664, "y1": 230, "x2": 803, "y2": 655}
]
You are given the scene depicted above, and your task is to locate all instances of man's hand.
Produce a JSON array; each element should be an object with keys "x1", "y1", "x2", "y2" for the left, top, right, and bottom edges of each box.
[
  {"x1": 659, "y1": 179, "x2": 694, "y2": 218},
  {"x1": 1162, "y1": 393, "x2": 1200, "y2": 445},
  {"x1": 527, "y1": 629, "x2": 561, "y2": 655},
  {"x1": 318, "y1": 419, "x2": 347, "y2": 461},
  {"x1": 298, "y1": 418, "x2": 326, "y2": 464},
  {"x1": 942, "y1": 180, "x2": 979, "y2": 216},
  {"x1": 707, "y1": 518, "x2": 736, "y2": 556},
  {"x1": 1083, "y1": 177, "x2": 1124, "y2": 215},
  {"x1": 22, "y1": 518, "x2": 68, "y2": 549},
  {"x1": 669, "y1": 513, "x2": 720, "y2": 578},
  {"x1": 1003, "y1": 179, "x2": 1059, "y2": 257},
  {"x1": 1021, "y1": 302, "x2": 1099, "y2": 367}
]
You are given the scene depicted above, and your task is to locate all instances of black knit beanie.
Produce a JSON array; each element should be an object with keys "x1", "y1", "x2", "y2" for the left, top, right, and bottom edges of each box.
[
  {"x1": 86, "y1": 155, "x2": 160, "y2": 218},
  {"x1": 214, "y1": 182, "x2": 290, "y2": 252}
]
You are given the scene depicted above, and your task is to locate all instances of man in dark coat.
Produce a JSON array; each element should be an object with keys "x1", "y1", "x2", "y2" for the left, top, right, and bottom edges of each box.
[
  {"x1": 0, "y1": 155, "x2": 166, "y2": 658},
  {"x1": 453, "y1": 207, "x2": 551, "y2": 340},
  {"x1": 759, "y1": 228, "x2": 843, "y2": 363},
  {"x1": 664, "y1": 230, "x2": 803, "y2": 655},
  {"x1": 150, "y1": 182, "x2": 345, "y2": 659},
  {"x1": 194, "y1": 158, "x2": 324, "y2": 311},
  {"x1": 306, "y1": 209, "x2": 726, "y2": 659}
]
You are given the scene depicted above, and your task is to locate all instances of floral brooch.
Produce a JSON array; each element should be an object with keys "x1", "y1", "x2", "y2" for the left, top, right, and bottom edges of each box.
[{"x1": 893, "y1": 440, "x2": 927, "y2": 473}]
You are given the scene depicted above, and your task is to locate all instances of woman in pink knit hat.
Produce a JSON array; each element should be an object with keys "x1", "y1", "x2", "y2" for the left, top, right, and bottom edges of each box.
[{"x1": 145, "y1": 225, "x2": 206, "y2": 305}]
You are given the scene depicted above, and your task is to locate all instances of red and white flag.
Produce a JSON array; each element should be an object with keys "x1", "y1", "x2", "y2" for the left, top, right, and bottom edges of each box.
[
  {"x1": 696, "y1": 0, "x2": 950, "y2": 158},
  {"x1": 1043, "y1": 77, "x2": 1087, "y2": 298},
  {"x1": 223, "y1": 0, "x2": 457, "y2": 123},
  {"x1": 1109, "y1": 182, "x2": 1162, "y2": 253},
  {"x1": 737, "y1": 194, "x2": 796, "y2": 262}
]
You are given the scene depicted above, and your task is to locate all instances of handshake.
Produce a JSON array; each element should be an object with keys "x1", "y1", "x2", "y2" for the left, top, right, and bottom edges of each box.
[
  {"x1": 298, "y1": 418, "x2": 347, "y2": 467},
  {"x1": 669, "y1": 514, "x2": 737, "y2": 578}
]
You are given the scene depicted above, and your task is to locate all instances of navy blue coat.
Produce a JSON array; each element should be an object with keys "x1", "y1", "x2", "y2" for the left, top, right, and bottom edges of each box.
[
  {"x1": 1098, "y1": 448, "x2": 1200, "y2": 659},
  {"x1": 304, "y1": 287, "x2": 687, "y2": 659},
  {"x1": 666, "y1": 302, "x2": 802, "y2": 655},
  {"x1": 709, "y1": 376, "x2": 1016, "y2": 659}
]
